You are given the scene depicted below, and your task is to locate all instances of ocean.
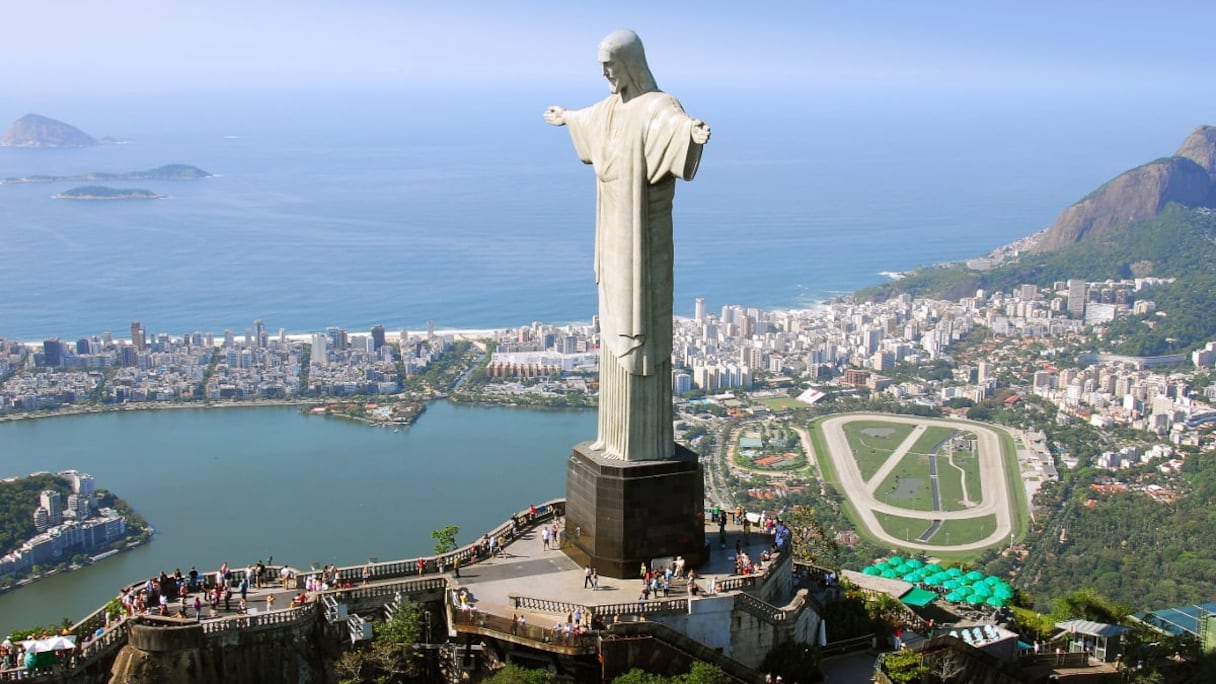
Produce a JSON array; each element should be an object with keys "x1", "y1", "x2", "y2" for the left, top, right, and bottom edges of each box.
[{"x1": 3, "y1": 85, "x2": 1206, "y2": 341}]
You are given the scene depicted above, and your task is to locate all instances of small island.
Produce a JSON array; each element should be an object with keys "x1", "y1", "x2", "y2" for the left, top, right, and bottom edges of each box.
[
  {"x1": 3, "y1": 164, "x2": 212, "y2": 185},
  {"x1": 0, "y1": 114, "x2": 98, "y2": 148},
  {"x1": 54, "y1": 185, "x2": 165, "y2": 201}
]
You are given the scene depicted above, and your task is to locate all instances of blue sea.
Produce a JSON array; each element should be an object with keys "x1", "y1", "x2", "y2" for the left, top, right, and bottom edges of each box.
[{"x1": 1, "y1": 85, "x2": 1209, "y2": 340}]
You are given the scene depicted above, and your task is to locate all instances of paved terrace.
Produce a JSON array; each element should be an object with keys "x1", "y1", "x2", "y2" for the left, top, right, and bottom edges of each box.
[{"x1": 4, "y1": 501, "x2": 798, "y2": 682}]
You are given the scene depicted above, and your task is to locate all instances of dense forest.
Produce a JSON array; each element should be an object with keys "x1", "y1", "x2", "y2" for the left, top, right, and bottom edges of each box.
[
  {"x1": 859, "y1": 205, "x2": 1216, "y2": 355},
  {"x1": 1019, "y1": 449, "x2": 1216, "y2": 613},
  {"x1": 0, "y1": 474, "x2": 74, "y2": 554}
]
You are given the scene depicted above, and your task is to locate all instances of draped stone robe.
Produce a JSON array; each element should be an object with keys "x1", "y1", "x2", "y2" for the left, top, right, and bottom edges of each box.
[{"x1": 564, "y1": 90, "x2": 703, "y2": 461}]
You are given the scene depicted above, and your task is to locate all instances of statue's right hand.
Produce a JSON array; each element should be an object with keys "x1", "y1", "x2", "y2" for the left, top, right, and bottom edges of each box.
[{"x1": 544, "y1": 106, "x2": 566, "y2": 126}]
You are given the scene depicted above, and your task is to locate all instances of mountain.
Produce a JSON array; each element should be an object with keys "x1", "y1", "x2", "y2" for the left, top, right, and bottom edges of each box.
[
  {"x1": 0, "y1": 114, "x2": 98, "y2": 148},
  {"x1": 1033, "y1": 125, "x2": 1216, "y2": 252}
]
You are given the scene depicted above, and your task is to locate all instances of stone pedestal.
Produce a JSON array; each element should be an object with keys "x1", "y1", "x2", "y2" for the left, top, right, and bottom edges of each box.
[{"x1": 563, "y1": 441, "x2": 706, "y2": 579}]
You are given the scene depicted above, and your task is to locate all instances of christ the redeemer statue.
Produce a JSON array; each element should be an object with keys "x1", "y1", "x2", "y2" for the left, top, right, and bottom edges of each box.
[{"x1": 545, "y1": 29, "x2": 710, "y2": 461}]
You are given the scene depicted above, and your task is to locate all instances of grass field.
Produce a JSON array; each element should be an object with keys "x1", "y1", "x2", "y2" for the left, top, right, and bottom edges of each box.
[
  {"x1": 842, "y1": 420, "x2": 916, "y2": 481},
  {"x1": 926, "y1": 514, "x2": 998, "y2": 546},
  {"x1": 758, "y1": 396, "x2": 805, "y2": 411},
  {"x1": 877, "y1": 512, "x2": 937, "y2": 543},
  {"x1": 908, "y1": 425, "x2": 957, "y2": 456},
  {"x1": 875, "y1": 452, "x2": 934, "y2": 512}
]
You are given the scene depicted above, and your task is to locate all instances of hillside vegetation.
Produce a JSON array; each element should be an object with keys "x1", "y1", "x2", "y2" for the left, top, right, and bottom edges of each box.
[{"x1": 0, "y1": 474, "x2": 73, "y2": 554}]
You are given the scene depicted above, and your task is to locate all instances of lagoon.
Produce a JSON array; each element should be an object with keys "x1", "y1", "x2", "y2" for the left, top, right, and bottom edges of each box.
[{"x1": 0, "y1": 402, "x2": 594, "y2": 635}]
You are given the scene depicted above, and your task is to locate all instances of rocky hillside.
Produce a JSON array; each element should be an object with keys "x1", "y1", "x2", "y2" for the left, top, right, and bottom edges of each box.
[
  {"x1": 0, "y1": 113, "x2": 97, "y2": 148},
  {"x1": 1033, "y1": 125, "x2": 1216, "y2": 252}
]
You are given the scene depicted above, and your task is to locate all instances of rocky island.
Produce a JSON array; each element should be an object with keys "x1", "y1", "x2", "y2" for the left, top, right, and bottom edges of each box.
[
  {"x1": 3, "y1": 163, "x2": 212, "y2": 185},
  {"x1": 0, "y1": 114, "x2": 101, "y2": 148},
  {"x1": 54, "y1": 186, "x2": 165, "y2": 201}
]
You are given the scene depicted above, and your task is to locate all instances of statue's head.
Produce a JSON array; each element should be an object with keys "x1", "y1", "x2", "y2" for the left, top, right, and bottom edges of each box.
[{"x1": 598, "y1": 29, "x2": 658, "y2": 97}]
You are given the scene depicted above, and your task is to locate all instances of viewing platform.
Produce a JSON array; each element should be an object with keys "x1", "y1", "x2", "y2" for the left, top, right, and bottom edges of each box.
[{"x1": 2, "y1": 500, "x2": 819, "y2": 683}]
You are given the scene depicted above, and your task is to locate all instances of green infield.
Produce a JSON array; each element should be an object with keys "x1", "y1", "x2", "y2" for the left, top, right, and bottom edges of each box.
[
  {"x1": 926, "y1": 514, "x2": 999, "y2": 546},
  {"x1": 843, "y1": 419, "x2": 917, "y2": 481}
]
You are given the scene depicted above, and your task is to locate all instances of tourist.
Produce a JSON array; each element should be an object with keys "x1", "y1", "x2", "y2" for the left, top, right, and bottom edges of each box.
[
  {"x1": 362, "y1": 564, "x2": 372, "y2": 585},
  {"x1": 542, "y1": 526, "x2": 550, "y2": 550},
  {"x1": 417, "y1": 558, "x2": 426, "y2": 576},
  {"x1": 584, "y1": 565, "x2": 593, "y2": 589},
  {"x1": 266, "y1": 593, "x2": 275, "y2": 612},
  {"x1": 591, "y1": 568, "x2": 599, "y2": 591}
]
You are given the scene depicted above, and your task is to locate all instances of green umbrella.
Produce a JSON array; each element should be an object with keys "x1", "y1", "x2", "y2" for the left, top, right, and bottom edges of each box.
[
  {"x1": 889, "y1": 556, "x2": 904, "y2": 566},
  {"x1": 924, "y1": 564, "x2": 943, "y2": 573},
  {"x1": 967, "y1": 594, "x2": 986, "y2": 605},
  {"x1": 881, "y1": 569, "x2": 898, "y2": 578},
  {"x1": 945, "y1": 591, "x2": 964, "y2": 602},
  {"x1": 971, "y1": 584, "x2": 991, "y2": 598},
  {"x1": 986, "y1": 596, "x2": 1006, "y2": 607},
  {"x1": 862, "y1": 566, "x2": 880, "y2": 575},
  {"x1": 873, "y1": 561, "x2": 890, "y2": 571},
  {"x1": 956, "y1": 585, "x2": 973, "y2": 596},
  {"x1": 984, "y1": 576, "x2": 1001, "y2": 586},
  {"x1": 904, "y1": 559, "x2": 923, "y2": 569},
  {"x1": 946, "y1": 568, "x2": 963, "y2": 578},
  {"x1": 923, "y1": 575, "x2": 943, "y2": 587},
  {"x1": 994, "y1": 586, "x2": 1014, "y2": 599},
  {"x1": 965, "y1": 570, "x2": 985, "y2": 581},
  {"x1": 942, "y1": 580, "x2": 960, "y2": 590},
  {"x1": 902, "y1": 571, "x2": 922, "y2": 583}
]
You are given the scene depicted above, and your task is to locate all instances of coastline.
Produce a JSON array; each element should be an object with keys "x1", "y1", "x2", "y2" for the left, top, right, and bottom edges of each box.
[{"x1": 0, "y1": 398, "x2": 311, "y2": 424}]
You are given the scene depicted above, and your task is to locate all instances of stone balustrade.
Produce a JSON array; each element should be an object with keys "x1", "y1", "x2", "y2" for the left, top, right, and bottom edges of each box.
[{"x1": 1, "y1": 499, "x2": 566, "y2": 682}]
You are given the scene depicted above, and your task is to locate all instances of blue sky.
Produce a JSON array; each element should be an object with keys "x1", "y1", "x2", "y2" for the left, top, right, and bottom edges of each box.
[{"x1": 4, "y1": 1, "x2": 1215, "y2": 96}]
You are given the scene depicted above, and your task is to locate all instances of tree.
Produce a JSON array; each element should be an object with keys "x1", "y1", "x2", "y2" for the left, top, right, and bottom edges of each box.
[
  {"x1": 761, "y1": 641, "x2": 822, "y2": 683},
  {"x1": 431, "y1": 524, "x2": 459, "y2": 555},
  {"x1": 879, "y1": 649, "x2": 928, "y2": 684},
  {"x1": 483, "y1": 664, "x2": 574, "y2": 683},
  {"x1": 336, "y1": 598, "x2": 427, "y2": 683},
  {"x1": 612, "y1": 662, "x2": 731, "y2": 684}
]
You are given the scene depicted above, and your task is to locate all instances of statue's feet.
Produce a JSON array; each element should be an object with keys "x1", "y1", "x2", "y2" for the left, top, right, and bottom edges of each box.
[{"x1": 590, "y1": 440, "x2": 604, "y2": 452}]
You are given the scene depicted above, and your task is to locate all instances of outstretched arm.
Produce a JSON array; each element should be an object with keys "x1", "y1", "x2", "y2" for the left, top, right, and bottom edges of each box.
[{"x1": 544, "y1": 106, "x2": 567, "y2": 126}]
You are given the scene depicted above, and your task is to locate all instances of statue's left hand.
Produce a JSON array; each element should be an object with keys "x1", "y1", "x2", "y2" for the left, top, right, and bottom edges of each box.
[{"x1": 691, "y1": 119, "x2": 711, "y2": 145}]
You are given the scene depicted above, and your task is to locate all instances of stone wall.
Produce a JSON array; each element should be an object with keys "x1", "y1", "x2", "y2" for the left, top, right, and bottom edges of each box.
[{"x1": 108, "y1": 610, "x2": 336, "y2": 684}]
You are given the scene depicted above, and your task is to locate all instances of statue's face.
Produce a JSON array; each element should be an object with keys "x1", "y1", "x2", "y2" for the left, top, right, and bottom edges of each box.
[{"x1": 602, "y1": 61, "x2": 625, "y2": 95}]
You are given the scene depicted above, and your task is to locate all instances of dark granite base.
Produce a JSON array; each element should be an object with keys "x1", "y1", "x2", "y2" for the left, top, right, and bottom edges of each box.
[{"x1": 562, "y1": 441, "x2": 706, "y2": 579}]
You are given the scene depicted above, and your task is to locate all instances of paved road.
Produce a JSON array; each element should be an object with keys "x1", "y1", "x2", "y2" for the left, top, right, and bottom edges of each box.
[{"x1": 818, "y1": 414, "x2": 1014, "y2": 552}]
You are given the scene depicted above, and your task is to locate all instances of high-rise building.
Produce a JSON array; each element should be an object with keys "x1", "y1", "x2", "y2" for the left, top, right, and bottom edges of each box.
[
  {"x1": 42, "y1": 338, "x2": 64, "y2": 367},
  {"x1": 33, "y1": 507, "x2": 49, "y2": 533},
  {"x1": 371, "y1": 325, "x2": 386, "y2": 351},
  {"x1": 254, "y1": 319, "x2": 266, "y2": 348},
  {"x1": 40, "y1": 490, "x2": 63, "y2": 526},
  {"x1": 311, "y1": 333, "x2": 329, "y2": 366},
  {"x1": 694, "y1": 297, "x2": 705, "y2": 322},
  {"x1": 131, "y1": 321, "x2": 146, "y2": 351},
  {"x1": 71, "y1": 472, "x2": 96, "y2": 496},
  {"x1": 1067, "y1": 280, "x2": 1087, "y2": 316}
]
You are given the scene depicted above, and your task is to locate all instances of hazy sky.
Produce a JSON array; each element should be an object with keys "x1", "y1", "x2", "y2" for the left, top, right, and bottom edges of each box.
[{"x1": 4, "y1": 1, "x2": 1215, "y2": 97}]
